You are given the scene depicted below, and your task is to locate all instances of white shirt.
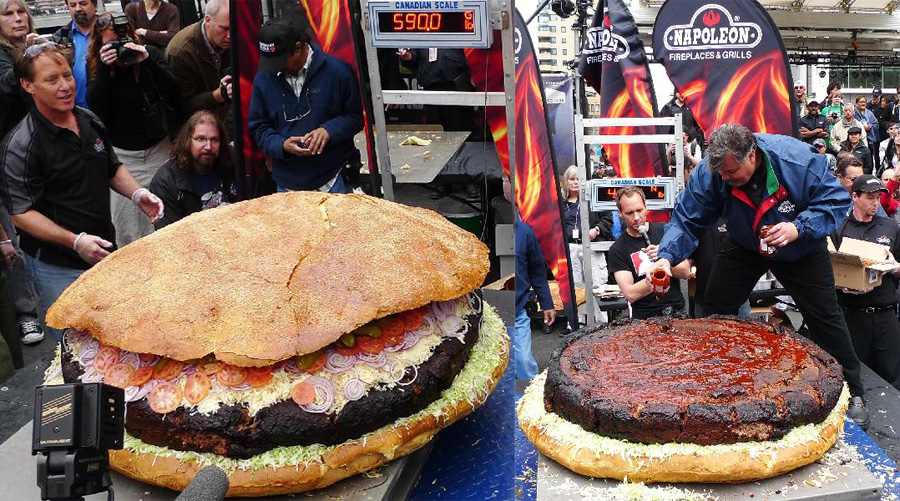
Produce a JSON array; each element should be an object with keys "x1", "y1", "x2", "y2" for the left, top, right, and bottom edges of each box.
[{"x1": 280, "y1": 47, "x2": 314, "y2": 99}]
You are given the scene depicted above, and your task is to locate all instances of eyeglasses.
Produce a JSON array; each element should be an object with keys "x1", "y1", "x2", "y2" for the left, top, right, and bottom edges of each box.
[
  {"x1": 24, "y1": 41, "x2": 63, "y2": 60},
  {"x1": 192, "y1": 136, "x2": 221, "y2": 146},
  {"x1": 282, "y1": 90, "x2": 311, "y2": 122}
]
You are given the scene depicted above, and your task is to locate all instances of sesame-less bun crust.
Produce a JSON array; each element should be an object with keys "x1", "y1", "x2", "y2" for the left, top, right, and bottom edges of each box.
[
  {"x1": 107, "y1": 306, "x2": 509, "y2": 497},
  {"x1": 518, "y1": 372, "x2": 847, "y2": 484},
  {"x1": 46, "y1": 192, "x2": 490, "y2": 367}
]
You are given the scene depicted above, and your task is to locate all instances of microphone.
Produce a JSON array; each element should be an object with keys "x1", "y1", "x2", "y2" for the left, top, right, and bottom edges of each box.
[
  {"x1": 175, "y1": 466, "x2": 229, "y2": 501},
  {"x1": 638, "y1": 224, "x2": 652, "y2": 247}
]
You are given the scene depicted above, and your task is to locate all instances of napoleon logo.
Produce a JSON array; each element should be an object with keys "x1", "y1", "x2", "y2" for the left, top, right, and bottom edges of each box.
[
  {"x1": 878, "y1": 235, "x2": 891, "y2": 246},
  {"x1": 778, "y1": 200, "x2": 795, "y2": 214},
  {"x1": 663, "y1": 4, "x2": 762, "y2": 52},
  {"x1": 259, "y1": 42, "x2": 276, "y2": 54},
  {"x1": 582, "y1": 9, "x2": 630, "y2": 64},
  {"x1": 94, "y1": 139, "x2": 105, "y2": 153}
]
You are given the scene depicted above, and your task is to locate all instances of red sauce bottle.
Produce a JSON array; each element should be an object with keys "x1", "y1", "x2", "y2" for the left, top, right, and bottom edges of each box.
[
  {"x1": 759, "y1": 224, "x2": 778, "y2": 257},
  {"x1": 649, "y1": 269, "x2": 671, "y2": 297}
]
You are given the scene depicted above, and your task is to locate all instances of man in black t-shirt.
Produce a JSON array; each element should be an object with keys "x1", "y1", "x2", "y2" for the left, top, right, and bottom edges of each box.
[
  {"x1": 0, "y1": 46, "x2": 163, "y2": 342},
  {"x1": 607, "y1": 187, "x2": 691, "y2": 319}
]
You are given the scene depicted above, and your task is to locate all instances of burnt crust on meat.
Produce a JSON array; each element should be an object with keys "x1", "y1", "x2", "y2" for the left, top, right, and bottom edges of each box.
[
  {"x1": 62, "y1": 311, "x2": 481, "y2": 460},
  {"x1": 544, "y1": 316, "x2": 844, "y2": 446}
]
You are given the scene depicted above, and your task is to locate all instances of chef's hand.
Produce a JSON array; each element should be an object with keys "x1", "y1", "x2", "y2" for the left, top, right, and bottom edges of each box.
[
  {"x1": 648, "y1": 258, "x2": 672, "y2": 278},
  {"x1": 642, "y1": 244, "x2": 659, "y2": 262},
  {"x1": 839, "y1": 286, "x2": 874, "y2": 295},
  {"x1": 74, "y1": 233, "x2": 113, "y2": 265},
  {"x1": 763, "y1": 222, "x2": 799, "y2": 247},
  {"x1": 543, "y1": 309, "x2": 556, "y2": 326},
  {"x1": 131, "y1": 188, "x2": 164, "y2": 223},
  {"x1": 0, "y1": 241, "x2": 17, "y2": 270}
]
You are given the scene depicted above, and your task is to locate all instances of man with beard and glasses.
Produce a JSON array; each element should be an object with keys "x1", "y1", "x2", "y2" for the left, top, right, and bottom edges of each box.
[
  {"x1": 149, "y1": 110, "x2": 236, "y2": 228},
  {"x1": 51, "y1": 0, "x2": 97, "y2": 108}
]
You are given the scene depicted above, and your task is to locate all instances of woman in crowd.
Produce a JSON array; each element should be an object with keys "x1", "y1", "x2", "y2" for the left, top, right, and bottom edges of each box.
[
  {"x1": 87, "y1": 13, "x2": 181, "y2": 247},
  {"x1": 125, "y1": 0, "x2": 180, "y2": 50},
  {"x1": 841, "y1": 126, "x2": 874, "y2": 174},
  {"x1": 560, "y1": 166, "x2": 608, "y2": 327},
  {"x1": 0, "y1": 0, "x2": 37, "y2": 137},
  {"x1": 149, "y1": 110, "x2": 237, "y2": 229}
]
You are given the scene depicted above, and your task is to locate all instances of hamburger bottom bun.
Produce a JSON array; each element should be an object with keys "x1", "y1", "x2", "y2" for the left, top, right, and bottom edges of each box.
[
  {"x1": 107, "y1": 303, "x2": 509, "y2": 497},
  {"x1": 517, "y1": 372, "x2": 849, "y2": 484}
]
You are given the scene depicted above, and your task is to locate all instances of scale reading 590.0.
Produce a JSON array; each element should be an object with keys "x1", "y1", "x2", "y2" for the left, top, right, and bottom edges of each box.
[{"x1": 368, "y1": 0, "x2": 492, "y2": 48}]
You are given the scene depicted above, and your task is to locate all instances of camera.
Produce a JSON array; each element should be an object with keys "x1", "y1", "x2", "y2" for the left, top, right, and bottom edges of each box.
[
  {"x1": 831, "y1": 112, "x2": 838, "y2": 119},
  {"x1": 108, "y1": 14, "x2": 138, "y2": 64}
]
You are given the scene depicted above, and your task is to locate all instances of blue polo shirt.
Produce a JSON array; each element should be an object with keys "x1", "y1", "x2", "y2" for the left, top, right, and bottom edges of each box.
[{"x1": 69, "y1": 21, "x2": 90, "y2": 108}]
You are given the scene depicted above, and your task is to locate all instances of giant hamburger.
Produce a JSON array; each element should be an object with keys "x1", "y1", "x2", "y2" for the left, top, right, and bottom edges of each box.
[
  {"x1": 43, "y1": 192, "x2": 509, "y2": 496},
  {"x1": 518, "y1": 317, "x2": 848, "y2": 483}
]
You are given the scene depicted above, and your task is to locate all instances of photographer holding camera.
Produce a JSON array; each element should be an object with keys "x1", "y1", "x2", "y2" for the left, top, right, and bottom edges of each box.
[{"x1": 86, "y1": 13, "x2": 180, "y2": 247}]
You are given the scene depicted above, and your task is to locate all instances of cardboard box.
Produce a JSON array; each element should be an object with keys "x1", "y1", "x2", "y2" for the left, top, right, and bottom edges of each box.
[{"x1": 827, "y1": 236, "x2": 897, "y2": 291}]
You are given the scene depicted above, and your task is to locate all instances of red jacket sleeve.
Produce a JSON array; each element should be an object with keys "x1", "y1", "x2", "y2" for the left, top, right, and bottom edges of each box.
[{"x1": 882, "y1": 179, "x2": 900, "y2": 215}]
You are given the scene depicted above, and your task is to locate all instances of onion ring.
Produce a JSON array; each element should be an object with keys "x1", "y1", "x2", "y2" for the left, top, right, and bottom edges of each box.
[
  {"x1": 299, "y1": 376, "x2": 335, "y2": 414},
  {"x1": 324, "y1": 351, "x2": 356, "y2": 373},
  {"x1": 344, "y1": 378, "x2": 366, "y2": 401}
]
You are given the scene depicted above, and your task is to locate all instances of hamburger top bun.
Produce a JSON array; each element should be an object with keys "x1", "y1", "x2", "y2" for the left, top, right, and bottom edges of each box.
[{"x1": 46, "y1": 192, "x2": 489, "y2": 366}]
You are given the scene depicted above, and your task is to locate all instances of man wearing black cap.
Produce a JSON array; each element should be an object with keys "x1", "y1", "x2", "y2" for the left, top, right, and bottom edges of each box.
[
  {"x1": 832, "y1": 174, "x2": 900, "y2": 391},
  {"x1": 247, "y1": 19, "x2": 363, "y2": 193},
  {"x1": 798, "y1": 100, "x2": 828, "y2": 146},
  {"x1": 843, "y1": 126, "x2": 874, "y2": 175}
]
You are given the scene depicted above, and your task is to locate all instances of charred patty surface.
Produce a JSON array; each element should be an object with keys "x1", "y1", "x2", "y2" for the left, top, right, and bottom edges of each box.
[{"x1": 544, "y1": 316, "x2": 844, "y2": 445}]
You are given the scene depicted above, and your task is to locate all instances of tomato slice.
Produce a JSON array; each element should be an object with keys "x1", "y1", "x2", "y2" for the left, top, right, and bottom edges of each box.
[
  {"x1": 148, "y1": 382, "x2": 183, "y2": 414},
  {"x1": 216, "y1": 365, "x2": 247, "y2": 387},
  {"x1": 138, "y1": 353, "x2": 158, "y2": 365},
  {"x1": 245, "y1": 367, "x2": 274, "y2": 387},
  {"x1": 335, "y1": 345, "x2": 361, "y2": 356},
  {"x1": 130, "y1": 366, "x2": 153, "y2": 387},
  {"x1": 153, "y1": 358, "x2": 185, "y2": 381},
  {"x1": 200, "y1": 361, "x2": 222, "y2": 375},
  {"x1": 297, "y1": 351, "x2": 326, "y2": 374},
  {"x1": 93, "y1": 346, "x2": 120, "y2": 374},
  {"x1": 357, "y1": 335, "x2": 385, "y2": 354},
  {"x1": 399, "y1": 308, "x2": 426, "y2": 332},
  {"x1": 184, "y1": 372, "x2": 212, "y2": 405},
  {"x1": 291, "y1": 381, "x2": 316, "y2": 406},
  {"x1": 379, "y1": 316, "x2": 405, "y2": 338},
  {"x1": 104, "y1": 363, "x2": 134, "y2": 389}
]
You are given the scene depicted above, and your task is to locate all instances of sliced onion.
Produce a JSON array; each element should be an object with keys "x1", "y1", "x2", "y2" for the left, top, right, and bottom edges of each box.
[
  {"x1": 133, "y1": 380, "x2": 158, "y2": 402},
  {"x1": 119, "y1": 351, "x2": 141, "y2": 370},
  {"x1": 412, "y1": 315, "x2": 437, "y2": 338},
  {"x1": 400, "y1": 333, "x2": 421, "y2": 351},
  {"x1": 434, "y1": 299, "x2": 458, "y2": 319},
  {"x1": 124, "y1": 385, "x2": 140, "y2": 402},
  {"x1": 80, "y1": 368, "x2": 103, "y2": 383},
  {"x1": 78, "y1": 344, "x2": 99, "y2": 365},
  {"x1": 229, "y1": 382, "x2": 251, "y2": 391},
  {"x1": 83, "y1": 335, "x2": 99, "y2": 353},
  {"x1": 356, "y1": 351, "x2": 386, "y2": 368},
  {"x1": 383, "y1": 343, "x2": 405, "y2": 353},
  {"x1": 397, "y1": 364, "x2": 418, "y2": 386},
  {"x1": 139, "y1": 355, "x2": 160, "y2": 367},
  {"x1": 344, "y1": 378, "x2": 365, "y2": 401},
  {"x1": 468, "y1": 292, "x2": 483, "y2": 313},
  {"x1": 182, "y1": 365, "x2": 197, "y2": 376},
  {"x1": 324, "y1": 351, "x2": 356, "y2": 373},
  {"x1": 441, "y1": 316, "x2": 467, "y2": 338},
  {"x1": 299, "y1": 376, "x2": 335, "y2": 413},
  {"x1": 282, "y1": 359, "x2": 305, "y2": 378}
]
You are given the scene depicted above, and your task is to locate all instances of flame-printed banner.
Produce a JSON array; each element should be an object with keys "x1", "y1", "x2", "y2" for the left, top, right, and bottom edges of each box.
[
  {"x1": 514, "y1": 10, "x2": 578, "y2": 328},
  {"x1": 653, "y1": 0, "x2": 795, "y2": 137},
  {"x1": 578, "y1": 0, "x2": 665, "y2": 178},
  {"x1": 234, "y1": 1, "x2": 376, "y2": 187},
  {"x1": 464, "y1": 36, "x2": 508, "y2": 175},
  {"x1": 543, "y1": 73, "x2": 576, "y2": 174}
]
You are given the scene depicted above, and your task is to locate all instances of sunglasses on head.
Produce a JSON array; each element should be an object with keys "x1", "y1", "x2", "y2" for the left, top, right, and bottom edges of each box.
[{"x1": 23, "y1": 41, "x2": 67, "y2": 60}]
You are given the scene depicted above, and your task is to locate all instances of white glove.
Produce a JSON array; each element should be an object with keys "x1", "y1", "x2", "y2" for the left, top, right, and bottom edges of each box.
[{"x1": 131, "y1": 188, "x2": 165, "y2": 223}]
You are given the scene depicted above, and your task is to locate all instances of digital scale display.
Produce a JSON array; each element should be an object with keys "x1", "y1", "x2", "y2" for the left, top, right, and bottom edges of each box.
[
  {"x1": 589, "y1": 178, "x2": 677, "y2": 211},
  {"x1": 368, "y1": 0, "x2": 492, "y2": 49},
  {"x1": 377, "y1": 10, "x2": 475, "y2": 34}
]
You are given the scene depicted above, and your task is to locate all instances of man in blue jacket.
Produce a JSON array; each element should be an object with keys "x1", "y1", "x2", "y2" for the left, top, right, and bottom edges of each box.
[
  {"x1": 649, "y1": 123, "x2": 870, "y2": 429},
  {"x1": 248, "y1": 19, "x2": 363, "y2": 193},
  {"x1": 515, "y1": 219, "x2": 555, "y2": 380}
]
